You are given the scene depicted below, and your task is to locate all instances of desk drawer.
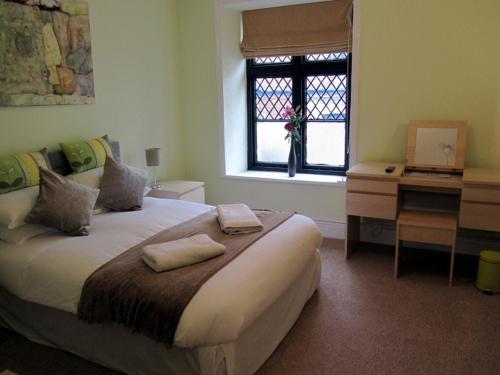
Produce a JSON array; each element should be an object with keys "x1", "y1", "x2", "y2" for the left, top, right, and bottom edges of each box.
[
  {"x1": 462, "y1": 185, "x2": 500, "y2": 204},
  {"x1": 347, "y1": 178, "x2": 398, "y2": 195},
  {"x1": 398, "y1": 225, "x2": 456, "y2": 246},
  {"x1": 347, "y1": 192, "x2": 397, "y2": 220},
  {"x1": 460, "y1": 202, "x2": 500, "y2": 232}
]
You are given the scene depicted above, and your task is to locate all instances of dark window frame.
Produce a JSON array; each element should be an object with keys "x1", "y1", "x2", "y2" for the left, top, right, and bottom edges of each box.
[{"x1": 246, "y1": 55, "x2": 351, "y2": 176}]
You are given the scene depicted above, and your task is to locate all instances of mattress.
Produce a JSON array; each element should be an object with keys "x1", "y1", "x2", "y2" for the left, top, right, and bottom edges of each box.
[
  {"x1": 0, "y1": 251, "x2": 321, "y2": 375},
  {"x1": 0, "y1": 198, "x2": 322, "y2": 348}
]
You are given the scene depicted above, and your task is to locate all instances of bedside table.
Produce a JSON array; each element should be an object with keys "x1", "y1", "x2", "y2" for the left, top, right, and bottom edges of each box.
[{"x1": 147, "y1": 180, "x2": 205, "y2": 204}]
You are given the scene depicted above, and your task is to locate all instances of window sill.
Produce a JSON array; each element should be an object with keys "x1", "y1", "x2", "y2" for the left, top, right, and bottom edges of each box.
[{"x1": 224, "y1": 170, "x2": 346, "y2": 187}]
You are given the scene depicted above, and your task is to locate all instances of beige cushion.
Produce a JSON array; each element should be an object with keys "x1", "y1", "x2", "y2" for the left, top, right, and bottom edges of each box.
[
  {"x1": 0, "y1": 224, "x2": 53, "y2": 245},
  {"x1": 66, "y1": 167, "x2": 104, "y2": 190},
  {"x1": 97, "y1": 157, "x2": 147, "y2": 211},
  {"x1": 0, "y1": 186, "x2": 39, "y2": 229},
  {"x1": 67, "y1": 166, "x2": 149, "y2": 194},
  {"x1": 66, "y1": 167, "x2": 108, "y2": 215},
  {"x1": 26, "y1": 169, "x2": 99, "y2": 236},
  {"x1": 66, "y1": 165, "x2": 149, "y2": 215}
]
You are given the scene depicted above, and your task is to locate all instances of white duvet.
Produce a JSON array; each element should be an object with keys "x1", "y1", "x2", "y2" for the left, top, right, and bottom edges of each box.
[{"x1": 0, "y1": 198, "x2": 321, "y2": 348}]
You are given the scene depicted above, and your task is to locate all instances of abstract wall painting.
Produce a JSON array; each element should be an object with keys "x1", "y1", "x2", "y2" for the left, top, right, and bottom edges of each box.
[{"x1": 0, "y1": 0, "x2": 94, "y2": 107}]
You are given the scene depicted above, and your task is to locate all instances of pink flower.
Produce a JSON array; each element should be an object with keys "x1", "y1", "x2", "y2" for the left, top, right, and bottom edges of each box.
[
  {"x1": 281, "y1": 106, "x2": 295, "y2": 118},
  {"x1": 284, "y1": 123, "x2": 294, "y2": 132}
]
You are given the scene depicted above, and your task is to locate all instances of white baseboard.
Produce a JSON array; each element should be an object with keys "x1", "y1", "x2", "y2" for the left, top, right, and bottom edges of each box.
[
  {"x1": 313, "y1": 218, "x2": 345, "y2": 239},
  {"x1": 313, "y1": 217, "x2": 499, "y2": 256}
]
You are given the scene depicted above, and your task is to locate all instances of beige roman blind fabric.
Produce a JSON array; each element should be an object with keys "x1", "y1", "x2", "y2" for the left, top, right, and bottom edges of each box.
[{"x1": 241, "y1": 0, "x2": 352, "y2": 58}]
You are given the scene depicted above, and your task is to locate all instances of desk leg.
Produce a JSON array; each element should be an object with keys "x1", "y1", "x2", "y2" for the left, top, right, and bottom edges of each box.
[
  {"x1": 449, "y1": 232, "x2": 457, "y2": 287},
  {"x1": 345, "y1": 215, "x2": 360, "y2": 259}
]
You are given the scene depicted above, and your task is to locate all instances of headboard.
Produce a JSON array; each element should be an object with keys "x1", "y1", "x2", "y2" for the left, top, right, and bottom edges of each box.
[{"x1": 48, "y1": 141, "x2": 121, "y2": 176}]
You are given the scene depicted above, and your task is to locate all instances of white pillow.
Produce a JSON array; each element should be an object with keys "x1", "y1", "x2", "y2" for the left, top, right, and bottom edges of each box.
[
  {"x1": 67, "y1": 165, "x2": 150, "y2": 196},
  {"x1": 65, "y1": 169, "x2": 106, "y2": 215},
  {"x1": 66, "y1": 167, "x2": 104, "y2": 190},
  {"x1": 133, "y1": 167, "x2": 150, "y2": 196},
  {"x1": 0, "y1": 186, "x2": 39, "y2": 229},
  {"x1": 0, "y1": 224, "x2": 53, "y2": 245}
]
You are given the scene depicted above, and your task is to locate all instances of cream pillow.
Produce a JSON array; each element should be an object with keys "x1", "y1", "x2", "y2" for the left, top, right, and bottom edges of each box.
[
  {"x1": 66, "y1": 167, "x2": 104, "y2": 190},
  {"x1": 0, "y1": 186, "x2": 39, "y2": 229},
  {"x1": 67, "y1": 165, "x2": 150, "y2": 195},
  {"x1": 66, "y1": 168, "x2": 107, "y2": 214},
  {"x1": 0, "y1": 224, "x2": 53, "y2": 245}
]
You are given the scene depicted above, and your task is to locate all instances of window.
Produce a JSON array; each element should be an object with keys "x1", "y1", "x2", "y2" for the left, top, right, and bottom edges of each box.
[{"x1": 247, "y1": 53, "x2": 351, "y2": 175}]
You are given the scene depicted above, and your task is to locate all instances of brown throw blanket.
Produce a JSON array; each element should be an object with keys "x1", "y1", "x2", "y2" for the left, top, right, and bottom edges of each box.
[{"x1": 78, "y1": 209, "x2": 293, "y2": 347}]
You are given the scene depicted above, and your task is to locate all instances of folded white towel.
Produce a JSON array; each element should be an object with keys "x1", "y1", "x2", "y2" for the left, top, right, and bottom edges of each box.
[
  {"x1": 142, "y1": 234, "x2": 226, "y2": 272},
  {"x1": 217, "y1": 203, "x2": 263, "y2": 235}
]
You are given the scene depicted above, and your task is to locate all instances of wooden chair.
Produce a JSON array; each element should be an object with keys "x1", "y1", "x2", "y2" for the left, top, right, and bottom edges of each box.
[{"x1": 395, "y1": 210, "x2": 458, "y2": 286}]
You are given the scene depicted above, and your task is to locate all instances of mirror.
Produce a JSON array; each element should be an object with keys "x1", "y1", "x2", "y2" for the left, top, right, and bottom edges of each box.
[
  {"x1": 406, "y1": 121, "x2": 467, "y2": 171},
  {"x1": 414, "y1": 128, "x2": 458, "y2": 166}
]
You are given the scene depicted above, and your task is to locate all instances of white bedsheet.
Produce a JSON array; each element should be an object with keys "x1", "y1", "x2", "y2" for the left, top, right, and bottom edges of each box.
[{"x1": 0, "y1": 198, "x2": 321, "y2": 348}]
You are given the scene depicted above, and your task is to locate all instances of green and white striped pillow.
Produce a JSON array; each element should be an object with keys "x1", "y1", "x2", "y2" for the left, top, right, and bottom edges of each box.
[{"x1": 61, "y1": 135, "x2": 114, "y2": 174}]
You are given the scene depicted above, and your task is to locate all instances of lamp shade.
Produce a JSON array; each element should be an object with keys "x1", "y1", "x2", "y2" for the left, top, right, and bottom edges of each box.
[{"x1": 145, "y1": 148, "x2": 160, "y2": 167}]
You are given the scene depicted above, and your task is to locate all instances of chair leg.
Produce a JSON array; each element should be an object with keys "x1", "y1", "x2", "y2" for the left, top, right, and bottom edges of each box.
[
  {"x1": 449, "y1": 235, "x2": 457, "y2": 287},
  {"x1": 394, "y1": 225, "x2": 400, "y2": 278}
]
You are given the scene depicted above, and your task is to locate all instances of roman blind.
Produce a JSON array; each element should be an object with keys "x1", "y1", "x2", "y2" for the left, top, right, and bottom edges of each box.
[{"x1": 241, "y1": 0, "x2": 352, "y2": 58}]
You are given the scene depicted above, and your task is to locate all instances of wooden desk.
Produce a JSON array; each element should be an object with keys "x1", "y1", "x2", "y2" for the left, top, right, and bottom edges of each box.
[
  {"x1": 345, "y1": 163, "x2": 500, "y2": 285},
  {"x1": 460, "y1": 169, "x2": 500, "y2": 232},
  {"x1": 345, "y1": 163, "x2": 404, "y2": 259}
]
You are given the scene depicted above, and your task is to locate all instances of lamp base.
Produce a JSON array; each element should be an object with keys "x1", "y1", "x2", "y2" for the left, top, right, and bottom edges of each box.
[
  {"x1": 150, "y1": 182, "x2": 161, "y2": 190},
  {"x1": 149, "y1": 166, "x2": 161, "y2": 190}
]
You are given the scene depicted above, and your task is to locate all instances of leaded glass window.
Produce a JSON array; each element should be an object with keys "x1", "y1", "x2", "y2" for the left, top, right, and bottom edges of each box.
[
  {"x1": 306, "y1": 52, "x2": 348, "y2": 61},
  {"x1": 254, "y1": 56, "x2": 292, "y2": 64},
  {"x1": 247, "y1": 54, "x2": 350, "y2": 175}
]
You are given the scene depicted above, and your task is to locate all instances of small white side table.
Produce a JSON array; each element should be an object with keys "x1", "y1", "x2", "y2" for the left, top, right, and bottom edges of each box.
[{"x1": 147, "y1": 180, "x2": 205, "y2": 204}]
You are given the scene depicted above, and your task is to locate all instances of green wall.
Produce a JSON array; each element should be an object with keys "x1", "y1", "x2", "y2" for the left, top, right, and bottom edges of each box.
[
  {"x1": 357, "y1": 0, "x2": 500, "y2": 167},
  {"x1": 2, "y1": 0, "x2": 498, "y2": 222},
  {"x1": 0, "y1": 0, "x2": 185, "y2": 179},
  {"x1": 177, "y1": 0, "x2": 346, "y2": 220},
  {"x1": 177, "y1": 0, "x2": 500, "y2": 221}
]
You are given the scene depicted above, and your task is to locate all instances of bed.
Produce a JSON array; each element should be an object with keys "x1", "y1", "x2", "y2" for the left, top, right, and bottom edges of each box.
[{"x1": 0, "y1": 146, "x2": 322, "y2": 375}]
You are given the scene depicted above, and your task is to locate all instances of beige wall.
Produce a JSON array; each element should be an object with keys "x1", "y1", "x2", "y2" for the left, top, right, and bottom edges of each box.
[
  {"x1": 0, "y1": 0, "x2": 185, "y2": 179},
  {"x1": 178, "y1": 0, "x2": 500, "y2": 221}
]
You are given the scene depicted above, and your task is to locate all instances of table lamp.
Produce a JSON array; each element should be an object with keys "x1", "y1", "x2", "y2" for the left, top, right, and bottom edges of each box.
[{"x1": 145, "y1": 148, "x2": 161, "y2": 189}]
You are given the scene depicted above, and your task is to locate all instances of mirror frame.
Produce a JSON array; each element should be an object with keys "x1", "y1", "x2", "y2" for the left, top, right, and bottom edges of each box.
[{"x1": 406, "y1": 120, "x2": 467, "y2": 171}]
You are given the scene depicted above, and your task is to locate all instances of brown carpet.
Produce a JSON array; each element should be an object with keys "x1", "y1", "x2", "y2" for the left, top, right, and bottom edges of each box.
[{"x1": 1, "y1": 239, "x2": 499, "y2": 375}]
